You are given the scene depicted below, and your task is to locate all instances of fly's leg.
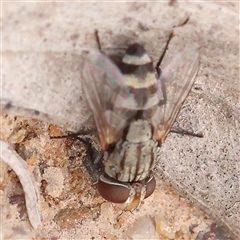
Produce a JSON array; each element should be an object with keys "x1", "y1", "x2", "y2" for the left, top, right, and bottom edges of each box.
[
  {"x1": 156, "y1": 16, "x2": 190, "y2": 77},
  {"x1": 95, "y1": 30, "x2": 102, "y2": 51},
  {"x1": 156, "y1": 15, "x2": 200, "y2": 139},
  {"x1": 156, "y1": 31, "x2": 174, "y2": 78},
  {"x1": 170, "y1": 127, "x2": 203, "y2": 138}
]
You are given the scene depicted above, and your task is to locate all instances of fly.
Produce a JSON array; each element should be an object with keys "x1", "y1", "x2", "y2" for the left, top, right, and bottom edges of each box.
[{"x1": 81, "y1": 32, "x2": 200, "y2": 210}]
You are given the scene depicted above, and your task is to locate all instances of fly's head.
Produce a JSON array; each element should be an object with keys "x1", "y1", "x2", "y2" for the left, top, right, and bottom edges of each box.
[{"x1": 96, "y1": 174, "x2": 156, "y2": 211}]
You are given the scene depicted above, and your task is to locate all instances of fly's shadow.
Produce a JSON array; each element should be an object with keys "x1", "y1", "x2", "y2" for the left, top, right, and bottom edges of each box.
[{"x1": 50, "y1": 134, "x2": 105, "y2": 184}]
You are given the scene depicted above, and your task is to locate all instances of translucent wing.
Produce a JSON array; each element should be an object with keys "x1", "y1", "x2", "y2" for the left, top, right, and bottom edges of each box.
[
  {"x1": 152, "y1": 44, "x2": 200, "y2": 145},
  {"x1": 81, "y1": 49, "x2": 135, "y2": 149}
]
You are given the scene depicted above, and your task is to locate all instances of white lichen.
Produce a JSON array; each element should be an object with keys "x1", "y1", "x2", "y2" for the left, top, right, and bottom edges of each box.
[{"x1": 0, "y1": 140, "x2": 41, "y2": 229}]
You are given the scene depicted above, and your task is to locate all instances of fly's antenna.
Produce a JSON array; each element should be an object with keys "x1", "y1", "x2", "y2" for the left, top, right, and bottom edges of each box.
[{"x1": 170, "y1": 127, "x2": 203, "y2": 138}]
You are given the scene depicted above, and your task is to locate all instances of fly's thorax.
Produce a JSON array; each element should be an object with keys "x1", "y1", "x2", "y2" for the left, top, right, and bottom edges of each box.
[
  {"x1": 104, "y1": 120, "x2": 157, "y2": 183},
  {"x1": 126, "y1": 119, "x2": 152, "y2": 143}
]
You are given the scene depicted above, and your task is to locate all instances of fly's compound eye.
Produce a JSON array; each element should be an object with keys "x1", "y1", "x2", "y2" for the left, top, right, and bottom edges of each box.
[
  {"x1": 97, "y1": 176, "x2": 130, "y2": 203},
  {"x1": 96, "y1": 175, "x2": 156, "y2": 204}
]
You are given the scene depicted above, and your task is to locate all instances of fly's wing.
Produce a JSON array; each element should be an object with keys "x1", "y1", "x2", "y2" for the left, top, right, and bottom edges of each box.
[
  {"x1": 152, "y1": 44, "x2": 200, "y2": 145},
  {"x1": 1, "y1": 51, "x2": 91, "y2": 132},
  {"x1": 81, "y1": 49, "x2": 135, "y2": 149}
]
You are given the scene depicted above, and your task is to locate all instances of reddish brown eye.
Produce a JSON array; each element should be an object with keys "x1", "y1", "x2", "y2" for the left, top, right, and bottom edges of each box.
[
  {"x1": 96, "y1": 175, "x2": 156, "y2": 204},
  {"x1": 145, "y1": 176, "x2": 156, "y2": 199},
  {"x1": 96, "y1": 179, "x2": 130, "y2": 203}
]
